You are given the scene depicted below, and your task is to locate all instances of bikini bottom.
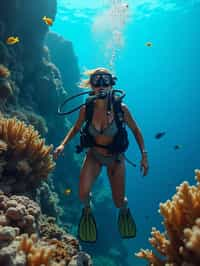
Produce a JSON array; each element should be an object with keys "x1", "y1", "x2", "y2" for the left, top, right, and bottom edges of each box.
[{"x1": 90, "y1": 148, "x2": 124, "y2": 166}]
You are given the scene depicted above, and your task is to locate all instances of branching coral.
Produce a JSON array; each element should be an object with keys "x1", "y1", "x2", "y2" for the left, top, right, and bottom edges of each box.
[
  {"x1": 135, "y1": 169, "x2": 200, "y2": 266},
  {"x1": 18, "y1": 233, "x2": 77, "y2": 265},
  {"x1": 18, "y1": 234, "x2": 53, "y2": 266},
  {"x1": 0, "y1": 116, "x2": 55, "y2": 193}
]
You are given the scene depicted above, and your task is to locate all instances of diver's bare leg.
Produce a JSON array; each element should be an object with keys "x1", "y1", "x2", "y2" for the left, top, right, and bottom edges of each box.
[
  {"x1": 106, "y1": 158, "x2": 127, "y2": 208},
  {"x1": 79, "y1": 149, "x2": 102, "y2": 207},
  {"x1": 107, "y1": 158, "x2": 136, "y2": 238}
]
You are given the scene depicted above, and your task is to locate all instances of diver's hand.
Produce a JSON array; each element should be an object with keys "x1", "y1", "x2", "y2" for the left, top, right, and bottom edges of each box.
[
  {"x1": 53, "y1": 144, "x2": 65, "y2": 160},
  {"x1": 140, "y1": 154, "x2": 149, "y2": 176}
]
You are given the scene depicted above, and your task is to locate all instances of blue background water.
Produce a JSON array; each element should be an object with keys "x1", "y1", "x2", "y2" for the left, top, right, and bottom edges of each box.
[{"x1": 52, "y1": 1, "x2": 200, "y2": 265}]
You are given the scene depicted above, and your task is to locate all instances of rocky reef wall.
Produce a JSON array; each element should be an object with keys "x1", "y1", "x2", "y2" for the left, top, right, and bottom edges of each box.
[{"x1": 0, "y1": 1, "x2": 93, "y2": 265}]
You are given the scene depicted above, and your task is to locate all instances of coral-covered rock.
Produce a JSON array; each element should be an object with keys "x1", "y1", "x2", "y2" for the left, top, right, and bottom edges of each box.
[
  {"x1": 0, "y1": 193, "x2": 86, "y2": 265},
  {"x1": 45, "y1": 32, "x2": 80, "y2": 94},
  {"x1": 0, "y1": 215, "x2": 8, "y2": 226},
  {"x1": 0, "y1": 239, "x2": 26, "y2": 266},
  {"x1": 0, "y1": 65, "x2": 13, "y2": 104},
  {"x1": 9, "y1": 109, "x2": 48, "y2": 137},
  {"x1": 37, "y1": 180, "x2": 63, "y2": 219},
  {"x1": 0, "y1": 192, "x2": 41, "y2": 235},
  {"x1": 39, "y1": 215, "x2": 67, "y2": 240},
  {"x1": 0, "y1": 226, "x2": 19, "y2": 242},
  {"x1": 68, "y1": 252, "x2": 92, "y2": 266},
  {"x1": 6, "y1": 206, "x2": 26, "y2": 221}
]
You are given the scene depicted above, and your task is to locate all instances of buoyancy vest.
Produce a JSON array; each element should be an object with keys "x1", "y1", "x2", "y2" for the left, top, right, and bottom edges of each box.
[{"x1": 75, "y1": 95, "x2": 129, "y2": 154}]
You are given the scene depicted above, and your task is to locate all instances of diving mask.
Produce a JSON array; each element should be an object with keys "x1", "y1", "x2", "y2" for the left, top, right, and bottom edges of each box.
[{"x1": 90, "y1": 73, "x2": 115, "y2": 87}]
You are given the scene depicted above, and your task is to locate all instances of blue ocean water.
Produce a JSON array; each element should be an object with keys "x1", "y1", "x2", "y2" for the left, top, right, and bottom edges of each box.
[{"x1": 52, "y1": 1, "x2": 200, "y2": 265}]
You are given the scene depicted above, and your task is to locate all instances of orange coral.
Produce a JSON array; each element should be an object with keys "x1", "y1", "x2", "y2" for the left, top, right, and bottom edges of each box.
[
  {"x1": 135, "y1": 169, "x2": 200, "y2": 265},
  {"x1": 0, "y1": 117, "x2": 55, "y2": 181},
  {"x1": 0, "y1": 64, "x2": 10, "y2": 78},
  {"x1": 18, "y1": 234, "x2": 53, "y2": 266},
  {"x1": 18, "y1": 234, "x2": 72, "y2": 266}
]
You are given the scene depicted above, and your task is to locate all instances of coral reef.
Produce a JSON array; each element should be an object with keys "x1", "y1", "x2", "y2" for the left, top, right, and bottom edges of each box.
[
  {"x1": 39, "y1": 215, "x2": 67, "y2": 240},
  {"x1": 135, "y1": 169, "x2": 200, "y2": 266},
  {"x1": 0, "y1": 193, "x2": 91, "y2": 266},
  {"x1": 68, "y1": 252, "x2": 92, "y2": 266},
  {"x1": 0, "y1": 64, "x2": 13, "y2": 105},
  {"x1": 8, "y1": 108, "x2": 48, "y2": 137},
  {"x1": 0, "y1": 116, "x2": 55, "y2": 195},
  {"x1": 18, "y1": 234, "x2": 54, "y2": 266},
  {"x1": 0, "y1": 191, "x2": 41, "y2": 235},
  {"x1": 45, "y1": 32, "x2": 80, "y2": 94},
  {"x1": 36, "y1": 179, "x2": 63, "y2": 220},
  {"x1": 0, "y1": 0, "x2": 94, "y2": 265}
]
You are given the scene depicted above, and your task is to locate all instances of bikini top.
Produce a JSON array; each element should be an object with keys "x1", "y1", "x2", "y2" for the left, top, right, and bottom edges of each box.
[{"x1": 88, "y1": 118, "x2": 118, "y2": 137}]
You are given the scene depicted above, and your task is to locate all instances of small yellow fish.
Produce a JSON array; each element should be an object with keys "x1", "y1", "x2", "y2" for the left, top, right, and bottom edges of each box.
[
  {"x1": 42, "y1": 16, "x2": 53, "y2": 26},
  {"x1": 64, "y1": 188, "x2": 71, "y2": 195},
  {"x1": 145, "y1": 41, "x2": 153, "y2": 47},
  {"x1": 6, "y1": 36, "x2": 20, "y2": 45}
]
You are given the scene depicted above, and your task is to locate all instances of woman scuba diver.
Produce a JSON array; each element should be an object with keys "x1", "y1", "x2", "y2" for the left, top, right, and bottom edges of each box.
[{"x1": 53, "y1": 67, "x2": 149, "y2": 242}]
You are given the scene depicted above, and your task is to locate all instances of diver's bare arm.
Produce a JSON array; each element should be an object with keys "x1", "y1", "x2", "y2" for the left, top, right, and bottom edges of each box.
[
  {"x1": 60, "y1": 106, "x2": 86, "y2": 147},
  {"x1": 121, "y1": 104, "x2": 147, "y2": 156}
]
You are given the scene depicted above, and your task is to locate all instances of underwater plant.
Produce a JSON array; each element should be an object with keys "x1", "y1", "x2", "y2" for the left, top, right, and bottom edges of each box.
[{"x1": 135, "y1": 169, "x2": 200, "y2": 266}]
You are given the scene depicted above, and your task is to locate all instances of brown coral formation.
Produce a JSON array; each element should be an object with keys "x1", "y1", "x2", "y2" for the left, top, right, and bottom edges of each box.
[
  {"x1": 39, "y1": 215, "x2": 80, "y2": 264},
  {"x1": 39, "y1": 215, "x2": 67, "y2": 240},
  {"x1": 0, "y1": 116, "x2": 55, "y2": 194},
  {"x1": 46, "y1": 238, "x2": 72, "y2": 264},
  {"x1": 0, "y1": 191, "x2": 41, "y2": 234},
  {"x1": 135, "y1": 169, "x2": 200, "y2": 266}
]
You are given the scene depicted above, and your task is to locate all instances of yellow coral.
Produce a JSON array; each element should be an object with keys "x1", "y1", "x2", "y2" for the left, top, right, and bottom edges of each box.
[
  {"x1": 135, "y1": 169, "x2": 200, "y2": 265},
  {"x1": 0, "y1": 117, "x2": 55, "y2": 180}
]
